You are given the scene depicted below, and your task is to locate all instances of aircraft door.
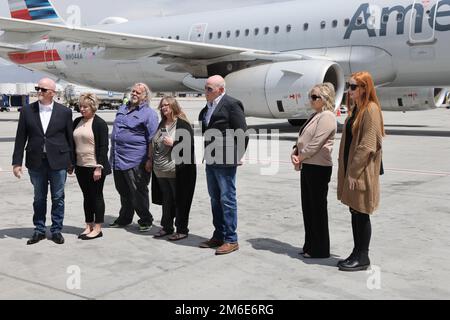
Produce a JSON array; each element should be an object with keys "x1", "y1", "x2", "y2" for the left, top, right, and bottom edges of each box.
[
  {"x1": 189, "y1": 23, "x2": 208, "y2": 42},
  {"x1": 408, "y1": 0, "x2": 440, "y2": 45}
]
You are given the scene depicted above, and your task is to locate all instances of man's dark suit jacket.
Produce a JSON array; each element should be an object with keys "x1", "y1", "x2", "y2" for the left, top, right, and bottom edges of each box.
[
  {"x1": 199, "y1": 94, "x2": 249, "y2": 167},
  {"x1": 12, "y1": 101, "x2": 74, "y2": 170}
]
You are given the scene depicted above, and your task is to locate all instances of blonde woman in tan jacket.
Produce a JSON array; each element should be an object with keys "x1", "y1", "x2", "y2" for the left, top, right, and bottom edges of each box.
[
  {"x1": 291, "y1": 83, "x2": 337, "y2": 259},
  {"x1": 337, "y1": 71, "x2": 385, "y2": 272}
]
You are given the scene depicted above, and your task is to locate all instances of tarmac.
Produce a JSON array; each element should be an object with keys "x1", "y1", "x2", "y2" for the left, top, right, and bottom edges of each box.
[{"x1": 0, "y1": 100, "x2": 449, "y2": 300}]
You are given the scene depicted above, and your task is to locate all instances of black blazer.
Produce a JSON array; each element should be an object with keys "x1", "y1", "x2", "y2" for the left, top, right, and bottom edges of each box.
[
  {"x1": 12, "y1": 101, "x2": 74, "y2": 170},
  {"x1": 152, "y1": 118, "x2": 197, "y2": 218},
  {"x1": 198, "y1": 94, "x2": 249, "y2": 166},
  {"x1": 73, "y1": 115, "x2": 112, "y2": 176}
]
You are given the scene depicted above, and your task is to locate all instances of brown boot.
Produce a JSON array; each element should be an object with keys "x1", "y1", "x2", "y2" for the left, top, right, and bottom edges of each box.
[
  {"x1": 199, "y1": 238, "x2": 224, "y2": 248},
  {"x1": 215, "y1": 242, "x2": 239, "y2": 255}
]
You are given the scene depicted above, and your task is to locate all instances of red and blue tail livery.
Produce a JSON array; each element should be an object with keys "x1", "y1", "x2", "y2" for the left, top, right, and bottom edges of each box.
[{"x1": 8, "y1": 0, "x2": 65, "y2": 24}]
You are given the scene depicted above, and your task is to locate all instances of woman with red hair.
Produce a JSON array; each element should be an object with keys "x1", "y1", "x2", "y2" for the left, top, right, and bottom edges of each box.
[{"x1": 337, "y1": 71, "x2": 385, "y2": 272}]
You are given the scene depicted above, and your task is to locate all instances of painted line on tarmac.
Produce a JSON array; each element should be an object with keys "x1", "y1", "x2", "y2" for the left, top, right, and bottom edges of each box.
[
  {"x1": 0, "y1": 271, "x2": 92, "y2": 300},
  {"x1": 245, "y1": 158, "x2": 450, "y2": 177}
]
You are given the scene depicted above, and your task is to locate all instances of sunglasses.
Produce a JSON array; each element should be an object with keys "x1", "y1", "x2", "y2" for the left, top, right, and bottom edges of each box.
[
  {"x1": 309, "y1": 94, "x2": 322, "y2": 101},
  {"x1": 35, "y1": 86, "x2": 52, "y2": 93},
  {"x1": 345, "y1": 83, "x2": 363, "y2": 91}
]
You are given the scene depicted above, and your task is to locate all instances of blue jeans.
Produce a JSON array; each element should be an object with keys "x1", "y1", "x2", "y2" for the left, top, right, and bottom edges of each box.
[
  {"x1": 205, "y1": 165, "x2": 238, "y2": 243},
  {"x1": 28, "y1": 159, "x2": 67, "y2": 234}
]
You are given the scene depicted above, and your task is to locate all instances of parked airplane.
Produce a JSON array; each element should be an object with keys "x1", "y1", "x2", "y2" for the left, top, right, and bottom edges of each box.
[{"x1": 0, "y1": 0, "x2": 449, "y2": 122}]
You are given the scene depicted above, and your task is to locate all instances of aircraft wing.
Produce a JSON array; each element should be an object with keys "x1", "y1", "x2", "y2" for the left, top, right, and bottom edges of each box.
[
  {"x1": 0, "y1": 17, "x2": 307, "y2": 76},
  {"x1": 0, "y1": 42, "x2": 27, "y2": 52}
]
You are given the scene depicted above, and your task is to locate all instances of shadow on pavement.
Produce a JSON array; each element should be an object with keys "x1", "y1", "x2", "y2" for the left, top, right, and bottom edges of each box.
[
  {"x1": 247, "y1": 238, "x2": 341, "y2": 268},
  {"x1": 0, "y1": 225, "x2": 84, "y2": 239}
]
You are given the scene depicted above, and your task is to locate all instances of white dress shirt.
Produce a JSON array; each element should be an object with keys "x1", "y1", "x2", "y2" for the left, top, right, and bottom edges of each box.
[
  {"x1": 39, "y1": 101, "x2": 54, "y2": 152},
  {"x1": 204, "y1": 93, "x2": 225, "y2": 126}
]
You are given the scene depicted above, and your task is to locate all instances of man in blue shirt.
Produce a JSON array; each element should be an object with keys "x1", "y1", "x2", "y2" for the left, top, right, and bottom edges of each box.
[{"x1": 110, "y1": 83, "x2": 159, "y2": 232}]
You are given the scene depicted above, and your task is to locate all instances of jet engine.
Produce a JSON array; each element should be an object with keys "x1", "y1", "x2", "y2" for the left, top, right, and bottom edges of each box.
[
  {"x1": 225, "y1": 60, "x2": 345, "y2": 119},
  {"x1": 376, "y1": 87, "x2": 449, "y2": 111}
]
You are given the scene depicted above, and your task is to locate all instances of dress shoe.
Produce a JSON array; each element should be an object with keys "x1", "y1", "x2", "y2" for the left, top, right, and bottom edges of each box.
[
  {"x1": 337, "y1": 250, "x2": 357, "y2": 267},
  {"x1": 199, "y1": 238, "x2": 224, "y2": 248},
  {"x1": 80, "y1": 231, "x2": 103, "y2": 240},
  {"x1": 338, "y1": 251, "x2": 370, "y2": 272},
  {"x1": 51, "y1": 233, "x2": 65, "y2": 245},
  {"x1": 215, "y1": 242, "x2": 239, "y2": 255},
  {"x1": 27, "y1": 233, "x2": 46, "y2": 245}
]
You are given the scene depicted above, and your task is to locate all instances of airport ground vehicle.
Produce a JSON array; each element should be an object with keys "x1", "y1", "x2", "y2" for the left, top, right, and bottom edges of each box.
[{"x1": 63, "y1": 85, "x2": 124, "y2": 111}]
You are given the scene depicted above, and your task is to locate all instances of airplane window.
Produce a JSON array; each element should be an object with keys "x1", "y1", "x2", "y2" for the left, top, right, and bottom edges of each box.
[
  {"x1": 344, "y1": 18, "x2": 350, "y2": 27},
  {"x1": 226, "y1": 31, "x2": 231, "y2": 38},
  {"x1": 286, "y1": 24, "x2": 292, "y2": 32},
  {"x1": 176, "y1": 36, "x2": 180, "y2": 40},
  {"x1": 235, "y1": 30, "x2": 240, "y2": 37},
  {"x1": 217, "y1": 31, "x2": 222, "y2": 39},
  {"x1": 304, "y1": 23, "x2": 309, "y2": 31},
  {"x1": 264, "y1": 27, "x2": 269, "y2": 35},
  {"x1": 332, "y1": 20, "x2": 338, "y2": 28},
  {"x1": 321, "y1": 21, "x2": 326, "y2": 29},
  {"x1": 209, "y1": 32, "x2": 213, "y2": 40},
  {"x1": 168, "y1": 36, "x2": 172, "y2": 39},
  {"x1": 274, "y1": 26, "x2": 280, "y2": 34},
  {"x1": 356, "y1": 17, "x2": 363, "y2": 26},
  {"x1": 397, "y1": 13, "x2": 404, "y2": 22},
  {"x1": 254, "y1": 28, "x2": 259, "y2": 36},
  {"x1": 245, "y1": 29, "x2": 250, "y2": 36},
  {"x1": 382, "y1": 15, "x2": 389, "y2": 24}
]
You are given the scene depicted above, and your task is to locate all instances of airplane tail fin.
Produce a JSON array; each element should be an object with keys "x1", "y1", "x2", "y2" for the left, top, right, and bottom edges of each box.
[{"x1": 8, "y1": 0, "x2": 65, "y2": 24}]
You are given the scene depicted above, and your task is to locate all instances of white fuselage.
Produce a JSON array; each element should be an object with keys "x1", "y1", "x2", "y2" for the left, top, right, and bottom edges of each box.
[{"x1": 3, "y1": 0, "x2": 450, "y2": 112}]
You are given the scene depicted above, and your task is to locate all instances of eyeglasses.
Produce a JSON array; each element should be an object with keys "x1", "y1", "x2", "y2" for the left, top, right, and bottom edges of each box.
[
  {"x1": 161, "y1": 103, "x2": 170, "y2": 107},
  {"x1": 131, "y1": 90, "x2": 143, "y2": 95},
  {"x1": 205, "y1": 86, "x2": 214, "y2": 93},
  {"x1": 345, "y1": 83, "x2": 362, "y2": 91},
  {"x1": 35, "y1": 87, "x2": 52, "y2": 93},
  {"x1": 309, "y1": 94, "x2": 322, "y2": 101}
]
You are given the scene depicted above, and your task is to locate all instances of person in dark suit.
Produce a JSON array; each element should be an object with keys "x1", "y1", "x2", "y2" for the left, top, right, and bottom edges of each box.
[
  {"x1": 73, "y1": 93, "x2": 111, "y2": 240},
  {"x1": 12, "y1": 78, "x2": 74, "y2": 245},
  {"x1": 198, "y1": 75, "x2": 248, "y2": 255}
]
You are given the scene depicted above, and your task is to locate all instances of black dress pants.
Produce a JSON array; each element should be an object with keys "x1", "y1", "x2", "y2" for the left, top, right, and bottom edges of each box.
[
  {"x1": 300, "y1": 164, "x2": 332, "y2": 258},
  {"x1": 75, "y1": 166, "x2": 106, "y2": 224}
]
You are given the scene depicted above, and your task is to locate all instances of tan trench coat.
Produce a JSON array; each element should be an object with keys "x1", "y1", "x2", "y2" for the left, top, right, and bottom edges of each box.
[{"x1": 337, "y1": 102, "x2": 384, "y2": 214}]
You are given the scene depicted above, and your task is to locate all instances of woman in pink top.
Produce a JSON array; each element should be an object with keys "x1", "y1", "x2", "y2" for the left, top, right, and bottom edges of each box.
[
  {"x1": 73, "y1": 94, "x2": 111, "y2": 240},
  {"x1": 291, "y1": 83, "x2": 337, "y2": 259}
]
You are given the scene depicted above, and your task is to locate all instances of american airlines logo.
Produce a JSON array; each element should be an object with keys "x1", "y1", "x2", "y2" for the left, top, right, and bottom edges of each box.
[{"x1": 344, "y1": 0, "x2": 450, "y2": 39}]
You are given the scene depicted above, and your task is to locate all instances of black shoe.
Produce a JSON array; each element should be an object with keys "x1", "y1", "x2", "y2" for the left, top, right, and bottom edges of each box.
[
  {"x1": 337, "y1": 251, "x2": 358, "y2": 267},
  {"x1": 27, "y1": 233, "x2": 46, "y2": 245},
  {"x1": 80, "y1": 232, "x2": 103, "y2": 240},
  {"x1": 78, "y1": 233, "x2": 90, "y2": 239},
  {"x1": 139, "y1": 223, "x2": 153, "y2": 232},
  {"x1": 109, "y1": 221, "x2": 128, "y2": 228},
  {"x1": 338, "y1": 252, "x2": 370, "y2": 272},
  {"x1": 51, "y1": 233, "x2": 65, "y2": 245}
]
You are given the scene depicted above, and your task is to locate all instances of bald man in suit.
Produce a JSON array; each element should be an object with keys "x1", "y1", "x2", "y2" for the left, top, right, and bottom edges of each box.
[{"x1": 12, "y1": 78, "x2": 74, "y2": 245}]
